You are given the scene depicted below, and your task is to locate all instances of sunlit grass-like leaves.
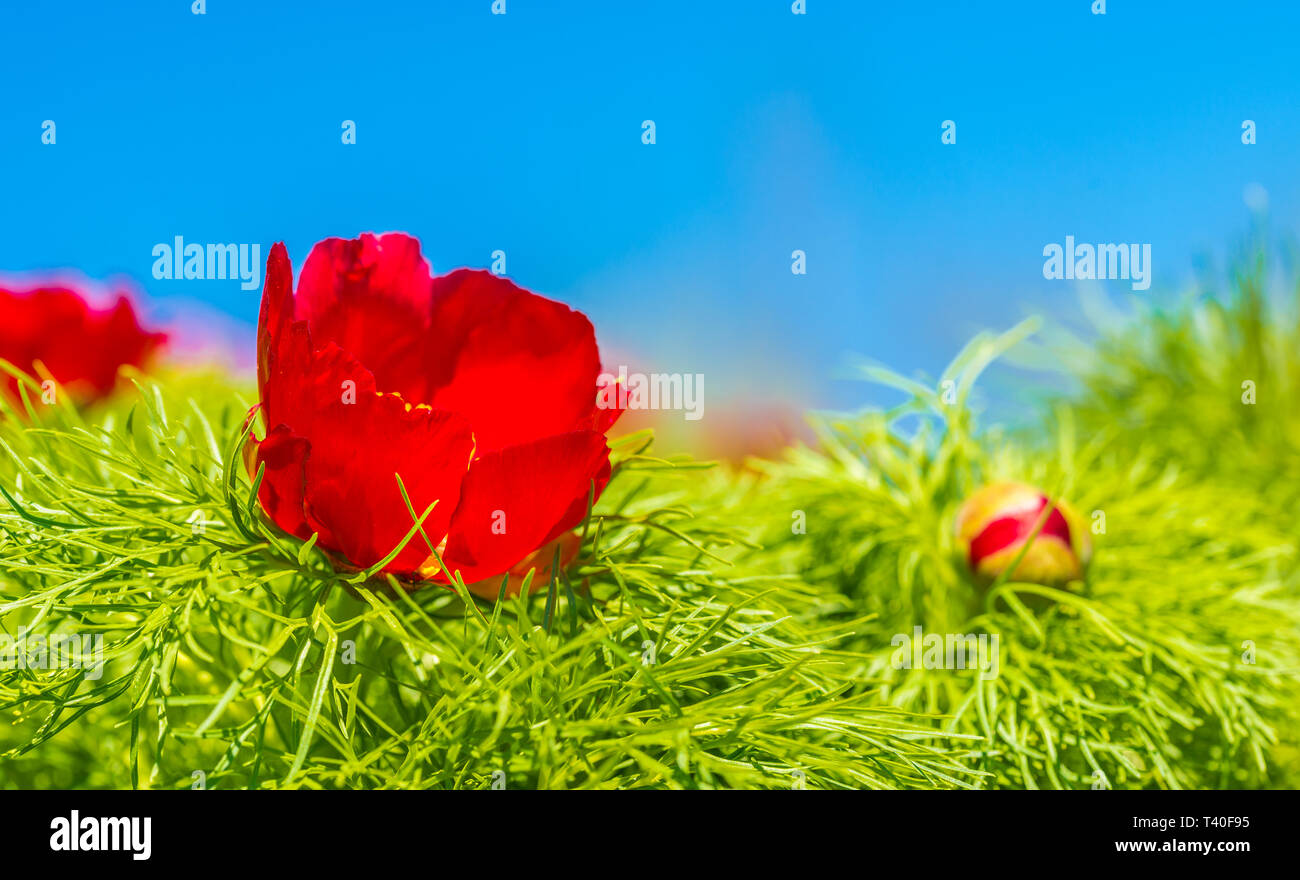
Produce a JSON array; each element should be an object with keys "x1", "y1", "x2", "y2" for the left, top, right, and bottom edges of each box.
[
  {"x1": 0, "y1": 369, "x2": 969, "y2": 789},
  {"x1": 4, "y1": 248, "x2": 1299, "y2": 789}
]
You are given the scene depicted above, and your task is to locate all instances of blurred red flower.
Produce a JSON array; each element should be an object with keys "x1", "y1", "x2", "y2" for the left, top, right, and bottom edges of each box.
[
  {"x1": 249, "y1": 233, "x2": 620, "y2": 596},
  {"x1": 0, "y1": 284, "x2": 165, "y2": 403}
]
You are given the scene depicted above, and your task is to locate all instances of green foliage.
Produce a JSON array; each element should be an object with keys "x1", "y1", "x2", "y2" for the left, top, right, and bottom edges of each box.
[
  {"x1": 1067, "y1": 250, "x2": 1300, "y2": 510},
  {"x1": 742, "y1": 256, "x2": 1300, "y2": 789},
  {"x1": 2, "y1": 252, "x2": 1298, "y2": 789},
  {"x1": 0, "y1": 370, "x2": 968, "y2": 789}
]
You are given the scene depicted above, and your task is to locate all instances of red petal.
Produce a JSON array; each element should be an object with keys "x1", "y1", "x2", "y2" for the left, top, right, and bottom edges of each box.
[
  {"x1": 420, "y1": 270, "x2": 606, "y2": 452},
  {"x1": 255, "y1": 329, "x2": 470, "y2": 574},
  {"x1": 249, "y1": 424, "x2": 313, "y2": 542},
  {"x1": 589, "y1": 371, "x2": 626, "y2": 433},
  {"x1": 294, "y1": 233, "x2": 434, "y2": 397},
  {"x1": 300, "y1": 391, "x2": 474, "y2": 574},
  {"x1": 257, "y1": 243, "x2": 295, "y2": 423},
  {"x1": 251, "y1": 338, "x2": 376, "y2": 553},
  {"x1": 0, "y1": 286, "x2": 164, "y2": 402},
  {"x1": 968, "y1": 500, "x2": 1072, "y2": 568},
  {"x1": 264, "y1": 333, "x2": 378, "y2": 442},
  {"x1": 436, "y1": 431, "x2": 610, "y2": 584}
]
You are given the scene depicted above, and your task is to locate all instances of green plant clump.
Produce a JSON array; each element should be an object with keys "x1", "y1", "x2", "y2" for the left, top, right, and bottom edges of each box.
[{"x1": 2, "y1": 256, "x2": 1298, "y2": 789}]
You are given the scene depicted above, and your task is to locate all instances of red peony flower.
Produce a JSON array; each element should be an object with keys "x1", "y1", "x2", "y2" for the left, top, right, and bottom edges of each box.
[
  {"x1": 0, "y1": 283, "x2": 165, "y2": 403},
  {"x1": 248, "y1": 233, "x2": 621, "y2": 597}
]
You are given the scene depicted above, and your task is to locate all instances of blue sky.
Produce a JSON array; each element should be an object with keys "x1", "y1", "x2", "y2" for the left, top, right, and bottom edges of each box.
[{"x1": 3, "y1": 1, "x2": 1297, "y2": 410}]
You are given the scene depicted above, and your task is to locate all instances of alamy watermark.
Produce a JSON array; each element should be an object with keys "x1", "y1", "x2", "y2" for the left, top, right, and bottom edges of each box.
[
  {"x1": 1043, "y1": 235, "x2": 1151, "y2": 291},
  {"x1": 151, "y1": 237, "x2": 261, "y2": 290},
  {"x1": 890, "y1": 626, "x2": 1000, "y2": 680},
  {"x1": 49, "y1": 811, "x2": 150, "y2": 861},
  {"x1": 597, "y1": 366, "x2": 704, "y2": 421},
  {"x1": 1, "y1": 628, "x2": 104, "y2": 680}
]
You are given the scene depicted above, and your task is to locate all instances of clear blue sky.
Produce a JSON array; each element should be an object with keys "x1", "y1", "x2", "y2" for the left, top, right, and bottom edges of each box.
[{"x1": 3, "y1": 1, "x2": 1297, "y2": 409}]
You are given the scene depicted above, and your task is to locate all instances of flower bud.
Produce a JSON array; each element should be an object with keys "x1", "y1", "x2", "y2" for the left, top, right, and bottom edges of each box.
[{"x1": 954, "y1": 482, "x2": 1091, "y2": 586}]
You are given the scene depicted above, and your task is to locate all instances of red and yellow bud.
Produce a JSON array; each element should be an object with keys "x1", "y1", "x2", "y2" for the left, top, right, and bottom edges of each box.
[{"x1": 954, "y1": 482, "x2": 1091, "y2": 586}]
